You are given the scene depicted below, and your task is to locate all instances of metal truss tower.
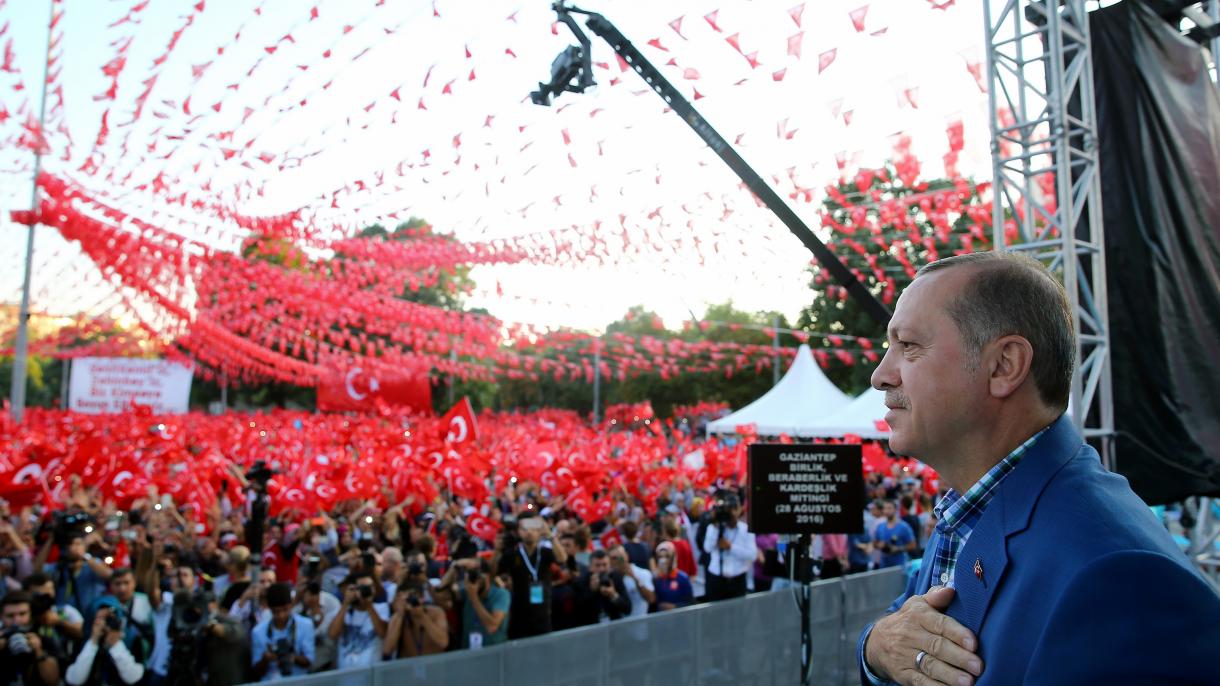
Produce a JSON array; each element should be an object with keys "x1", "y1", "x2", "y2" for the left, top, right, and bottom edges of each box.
[{"x1": 983, "y1": 0, "x2": 1114, "y2": 464}]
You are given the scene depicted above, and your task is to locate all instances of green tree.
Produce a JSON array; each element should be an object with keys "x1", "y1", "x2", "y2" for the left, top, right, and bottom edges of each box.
[{"x1": 796, "y1": 163, "x2": 991, "y2": 394}]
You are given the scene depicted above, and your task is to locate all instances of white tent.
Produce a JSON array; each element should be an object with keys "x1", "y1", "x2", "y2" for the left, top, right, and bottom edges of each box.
[
  {"x1": 706, "y1": 344, "x2": 850, "y2": 436},
  {"x1": 808, "y1": 387, "x2": 891, "y2": 440}
]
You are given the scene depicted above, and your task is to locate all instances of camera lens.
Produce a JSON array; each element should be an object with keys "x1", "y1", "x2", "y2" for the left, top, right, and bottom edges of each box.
[{"x1": 359, "y1": 585, "x2": 373, "y2": 599}]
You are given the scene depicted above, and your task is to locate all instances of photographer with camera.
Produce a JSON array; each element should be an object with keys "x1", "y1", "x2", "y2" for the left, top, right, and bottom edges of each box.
[
  {"x1": 574, "y1": 550, "x2": 631, "y2": 625},
  {"x1": 88, "y1": 569, "x2": 155, "y2": 671},
  {"x1": 0, "y1": 513, "x2": 33, "y2": 591},
  {"x1": 442, "y1": 558, "x2": 508, "y2": 649},
  {"x1": 701, "y1": 492, "x2": 757, "y2": 602},
  {"x1": 36, "y1": 527, "x2": 113, "y2": 620},
  {"x1": 228, "y1": 569, "x2": 276, "y2": 632},
  {"x1": 383, "y1": 577, "x2": 448, "y2": 659},
  {"x1": 495, "y1": 514, "x2": 567, "y2": 640},
  {"x1": 293, "y1": 581, "x2": 338, "y2": 672},
  {"x1": 163, "y1": 587, "x2": 246, "y2": 686},
  {"x1": 607, "y1": 545, "x2": 654, "y2": 617},
  {"x1": 22, "y1": 572, "x2": 85, "y2": 662},
  {"x1": 551, "y1": 533, "x2": 588, "y2": 631},
  {"x1": 251, "y1": 583, "x2": 313, "y2": 681},
  {"x1": 146, "y1": 564, "x2": 243, "y2": 686},
  {"x1": 327, "y1": 572, "x2": 388, "y2": 669},
  {"x1": 292, "y1": 553, "x2": 337, "y2": 672},
  {"x1": 0, "y1": 590, "x2": 62, "y2": 686},
  {"x1": 64, "y1": 603, "x2": 144, "y2": 686}
]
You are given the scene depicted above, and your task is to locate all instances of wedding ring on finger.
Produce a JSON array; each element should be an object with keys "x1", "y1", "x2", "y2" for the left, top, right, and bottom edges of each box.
[{"x1": 915, "y1": 650, "x2": 929, "y2": 672}]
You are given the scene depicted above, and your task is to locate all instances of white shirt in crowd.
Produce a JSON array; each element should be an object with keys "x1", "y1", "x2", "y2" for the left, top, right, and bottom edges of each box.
[
  {"x1": 296, "y1": 590, "x2": 342, "y2": 634},
  {"x1": 230, "y1": 598, "x2": 271, "y2": 629},
  {"x1": 66, "y1": 639, "x2": 145, "y2": 685},
  {"x1": 297, "y1": 589, "x2": 342, "y2": 670},
  {"x1": 622, "y1": 564, "x2": 655, "y2": 618},
  {"x1": 149, "y1": 591, "x2": 174, "y2": 677},
  {"x1": 336, "y1": 603, "x2": 390, "y2": 670},
  {"x1": 702, "y1": 521, "x2": 757, "y2": 579}
]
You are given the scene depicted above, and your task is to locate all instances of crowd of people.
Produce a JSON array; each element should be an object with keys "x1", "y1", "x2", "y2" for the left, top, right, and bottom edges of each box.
[{"x1": 0, "y1": 460, "x2": 936, "y2": 686}]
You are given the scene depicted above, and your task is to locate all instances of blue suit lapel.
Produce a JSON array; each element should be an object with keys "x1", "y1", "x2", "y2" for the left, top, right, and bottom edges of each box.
[
  {"x1": 948, "y1": 495, "x2": 1008, "y2": 633},
  {"x1": 946, "y1": 415, "x2": 1082, "y2": 636}
]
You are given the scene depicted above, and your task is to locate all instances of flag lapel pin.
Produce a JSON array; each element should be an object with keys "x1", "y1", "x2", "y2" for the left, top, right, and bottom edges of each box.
[{"x1": 973, "y1": 558, "x2": 985, "y2": 587}]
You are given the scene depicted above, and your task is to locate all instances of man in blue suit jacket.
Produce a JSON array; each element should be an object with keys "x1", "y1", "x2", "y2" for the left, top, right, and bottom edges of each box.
[{"x1": 858, "y1": 252, "x2": 1220, "y2": 685}]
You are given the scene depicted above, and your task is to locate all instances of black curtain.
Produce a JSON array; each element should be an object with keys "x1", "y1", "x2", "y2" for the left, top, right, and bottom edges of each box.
[{"x1": 1092, "y1": 1, "x2": 1220, "y2": 504}]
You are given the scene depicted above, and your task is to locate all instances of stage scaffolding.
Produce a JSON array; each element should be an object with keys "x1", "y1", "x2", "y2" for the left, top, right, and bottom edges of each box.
[{"x1": 982, "y1": 0, "x2": 1114, "y2": 466}]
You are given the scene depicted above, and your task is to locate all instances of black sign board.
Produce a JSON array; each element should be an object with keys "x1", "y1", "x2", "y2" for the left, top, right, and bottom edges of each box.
[{"x1": 748, "y1": 443, "x2": 864, "y2": 535}]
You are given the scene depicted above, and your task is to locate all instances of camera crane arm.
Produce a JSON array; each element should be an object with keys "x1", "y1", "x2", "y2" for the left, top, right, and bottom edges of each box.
[{"x1": 530, "y1": 3, "x2": 892, "y2": 326}]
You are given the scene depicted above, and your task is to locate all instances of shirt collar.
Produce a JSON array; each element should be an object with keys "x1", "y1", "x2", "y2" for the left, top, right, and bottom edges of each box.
[{"x1": 934, "y1": 426, "x2": 1050, "y2": 535}]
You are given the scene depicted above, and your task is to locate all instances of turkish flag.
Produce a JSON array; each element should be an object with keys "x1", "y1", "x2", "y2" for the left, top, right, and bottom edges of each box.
[
  {"x1": 316, "y1": 366, "x2": 432, "y2": 413},
  {"x1": 466, "y1": 512, "x2": 502, "y2": 543},
  {"x1": 519, "y1": 441, "x2": 560, "y2": 481},
  {"x1": 598, "y1": 527, "x2": 623, "y2": 551},
  {"x1": 0, "y1": 462, "x2": 52, "y2": 509},
  {"x1": 440, "y1": 397, "x2": 478, "y2": 446}
]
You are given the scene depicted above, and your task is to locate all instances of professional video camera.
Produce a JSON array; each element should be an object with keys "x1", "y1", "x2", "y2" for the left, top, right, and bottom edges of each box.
[
  {"x1": 46, "y1": 509, "x2": 95, "y2": 546},
  {"x1": 167, "y1": 590, "x2": 213, "y2": 686},
  {"x1": 713, "y1": 492, "x2": 741, "y2": 526},
  {"x1": 171, "y1": 589, "x2": 212, "y2": 638}
]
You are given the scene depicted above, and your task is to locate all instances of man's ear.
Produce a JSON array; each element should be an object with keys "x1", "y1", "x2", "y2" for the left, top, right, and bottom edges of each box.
[{"x1": 987, "y1": 335, "x2": 1035, "y2": 399}]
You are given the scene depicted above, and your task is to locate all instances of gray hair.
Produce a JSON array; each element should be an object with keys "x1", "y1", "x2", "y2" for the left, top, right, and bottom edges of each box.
[{"x1": 915, "y1": 251, "x2": 1074, "y2": 411}]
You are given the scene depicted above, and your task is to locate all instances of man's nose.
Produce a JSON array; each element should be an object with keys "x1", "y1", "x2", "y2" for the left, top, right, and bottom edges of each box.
[{"x1": 871, "y1": 346, "x2": 899, "y2": 391}]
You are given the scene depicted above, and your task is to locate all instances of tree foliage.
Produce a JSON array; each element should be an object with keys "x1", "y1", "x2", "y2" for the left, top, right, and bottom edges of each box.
[{"x1": 797, "y1": 162, "x2": 993, "y2": 394}]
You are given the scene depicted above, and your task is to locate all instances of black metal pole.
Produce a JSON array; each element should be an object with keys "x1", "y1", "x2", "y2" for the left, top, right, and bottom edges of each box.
[
  {"x1": 798, "y1": 532, "x2": 813, "y2": 684},
  {"x1": 573, "y1": 8, "x2": 891, "y2": 327}
]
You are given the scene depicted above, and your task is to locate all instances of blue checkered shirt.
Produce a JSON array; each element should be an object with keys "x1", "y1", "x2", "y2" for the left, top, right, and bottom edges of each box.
[{"x1": 924, "y1": 427, "x2": 1048, "y2": 590}]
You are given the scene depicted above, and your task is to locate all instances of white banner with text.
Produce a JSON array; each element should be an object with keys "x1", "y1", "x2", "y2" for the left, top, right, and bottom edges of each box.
[{"x1": 69, "y1": 357, "x2": 193, "y2": 414}]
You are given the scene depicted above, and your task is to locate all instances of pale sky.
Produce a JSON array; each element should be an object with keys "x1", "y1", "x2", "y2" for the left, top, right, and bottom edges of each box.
[{"x1": 0, "y1": 0, "x2": 993, "y2": 335}]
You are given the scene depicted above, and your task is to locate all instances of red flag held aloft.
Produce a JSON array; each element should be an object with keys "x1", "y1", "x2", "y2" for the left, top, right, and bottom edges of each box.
[
  {"x1": 441, "y1": 397, "x2": 478, "y2": 446},
  {"x1": 316, "y1": 367, "x2": 431, "y2": 413}
]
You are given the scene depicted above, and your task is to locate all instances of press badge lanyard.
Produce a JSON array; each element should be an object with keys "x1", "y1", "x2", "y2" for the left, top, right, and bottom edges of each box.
[{"x1": 519, "y1": 544, "x2": 544, "y2": 605}]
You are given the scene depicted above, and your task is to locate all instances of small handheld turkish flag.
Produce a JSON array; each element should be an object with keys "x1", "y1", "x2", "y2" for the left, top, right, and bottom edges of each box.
[
  {"x1": 599, "y1": 527, "x2": 623, "y2": 550},
  {"x1": 466, "y1": 512, "x2": 502, "y2": 543},
  {"x1": 441, "y1": 397, "x2": 479, "y2": 446}
]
